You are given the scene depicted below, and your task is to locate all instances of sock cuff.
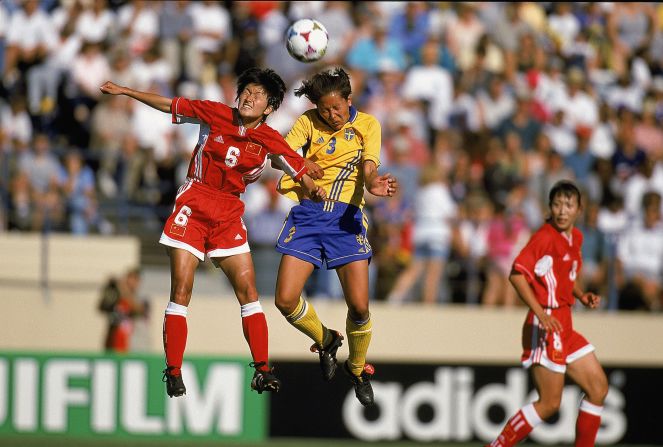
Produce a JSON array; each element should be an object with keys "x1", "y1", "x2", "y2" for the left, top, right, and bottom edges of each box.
[
  {"x1": 286, "y1": 297, "x2": 307, "y2": 322},
  {"x1": 165, "y1": 301, "x2": 188, "y2": 317},
  {"x1": 521, "y1": 403, "x2": 543, "y2": 427},
  {"x1": 347, "y1": 314, "x2": 372, "y2": 332},
  {"x1": 241, "y1": 301, "x2": 263, "y2": 318},
  {"x1": 579, "y1": 399, "x2": 603, "y2": 416}
]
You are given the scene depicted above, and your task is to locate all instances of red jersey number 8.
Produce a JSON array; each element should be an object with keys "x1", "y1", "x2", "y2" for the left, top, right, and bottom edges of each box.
[
  {"x1": 570, "y1": 260, "x2": 578, "y2": 281},
  {"x1": 225, "y1": 146, "x2": 240, "y2": 168}
]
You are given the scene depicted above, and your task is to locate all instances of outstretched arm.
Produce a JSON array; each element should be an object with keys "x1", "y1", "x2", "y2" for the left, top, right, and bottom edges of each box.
[
  {"x1": 364, "y1": 160, "x2": 398, "y2": 197},
  {"x1": 100, "y1": 81, "x2": 172, "y2": 113}
]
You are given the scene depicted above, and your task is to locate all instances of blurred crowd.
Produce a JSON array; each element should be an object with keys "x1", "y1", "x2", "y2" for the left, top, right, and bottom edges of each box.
[{"x1": 1, "y1": 1, "x2": 662, "y2": 311}]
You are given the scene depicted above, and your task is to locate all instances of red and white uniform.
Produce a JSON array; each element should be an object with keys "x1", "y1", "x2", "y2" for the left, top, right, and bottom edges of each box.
[
  {"x1": 159, "y1": 97, "x2": 308, "y2": 260},
  {"x1": 512, "y1": 223, "x2": 594, "y2": 373}
]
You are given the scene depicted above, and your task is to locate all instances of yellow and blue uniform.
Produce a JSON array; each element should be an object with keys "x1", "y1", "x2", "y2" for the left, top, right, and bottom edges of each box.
[{"x1": 276, "y1": 106, "x2": 381, "y2": 268}]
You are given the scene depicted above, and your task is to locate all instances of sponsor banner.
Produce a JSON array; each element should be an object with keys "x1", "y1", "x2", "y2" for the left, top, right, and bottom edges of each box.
[
  {"x1": 270, "y1": 362, "x2": 663, "y2": 444},
  {"x1": 0, "y1": 352, "x2": 266, "y2": 441}
]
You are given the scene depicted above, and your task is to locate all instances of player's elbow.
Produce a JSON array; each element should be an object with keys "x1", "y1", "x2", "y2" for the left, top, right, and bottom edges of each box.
[{"x1": 508, "y1": 270, "x2": 520, "y2": 286}]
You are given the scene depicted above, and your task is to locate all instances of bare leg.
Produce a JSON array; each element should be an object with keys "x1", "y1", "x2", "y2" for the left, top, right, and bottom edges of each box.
[{"x1": 422, "y1": 258, "x2": 444, "y2": 304}]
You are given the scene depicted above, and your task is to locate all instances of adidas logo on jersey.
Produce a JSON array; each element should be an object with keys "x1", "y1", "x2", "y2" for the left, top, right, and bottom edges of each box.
[
  {"x1": 234, "y1": 234, "x2": 243, "y2": 240},
  {"x1": 214, "y1": 135, "x2": 224, "y2": 143},
  {"x1": 316, "y1": 136, "x2": 324, "y2": 143}
]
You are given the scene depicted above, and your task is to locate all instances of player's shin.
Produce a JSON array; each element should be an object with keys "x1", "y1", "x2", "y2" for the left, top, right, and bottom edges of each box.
[
  {"x1": 163, "y1": 302, "x2": 188, "y2": 374},
  {"x1": 285, "y1": 296, "x2": 326, "y2": 347},
  {"x1": 575, "y1": 399, "x2": 602, "y2": 447},
  {"x1": 241, "y1": 301, "x2": 269, "y2": 371},
  {"x1": 346, "y1": 315, "x2": 372, "y2": 376}
]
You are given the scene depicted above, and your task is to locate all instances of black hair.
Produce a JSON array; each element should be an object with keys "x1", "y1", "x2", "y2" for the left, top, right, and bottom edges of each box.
[
  {"x1": 294, "y1": 67, "x2": 352, "y2": 104},
  {"x1": 549, "y1": 180, "x2": 582, "y2": 207},
  {"x1": 236, "y1": 68, "x2": 286, "y2": 112}
]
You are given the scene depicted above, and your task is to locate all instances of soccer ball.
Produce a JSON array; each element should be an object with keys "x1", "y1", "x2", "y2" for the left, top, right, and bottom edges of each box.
[{"x1": 285, "y1": 19, "x2": 328, "y2": 63}]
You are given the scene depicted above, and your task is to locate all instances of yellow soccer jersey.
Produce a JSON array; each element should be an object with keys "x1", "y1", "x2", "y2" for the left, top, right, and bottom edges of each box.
[{"x1": 278, "y1": 106, "x2": 381, "y2": 209}]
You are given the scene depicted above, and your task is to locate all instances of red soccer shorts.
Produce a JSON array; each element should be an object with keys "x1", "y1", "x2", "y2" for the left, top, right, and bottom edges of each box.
[
  {"x1": 159, "y1": 180, "x2": 250, "y2": 261},
  {"x1": 521, "y1": 305, "x2": 594, "y2": 373}
]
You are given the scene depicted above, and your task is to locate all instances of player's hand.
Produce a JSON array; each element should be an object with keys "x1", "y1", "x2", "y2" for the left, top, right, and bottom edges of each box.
[
  {"x1": 537, "y1": 313, "x2": 563, "y2": 333},
  {"x1": 579, "y1": 292, "x2": 601, "y2": 309},
  {"x1": 301, "y1": 174, "x2": 326, "y2": 201},
  {"x1": 308, "y1": 185, "x2": 327, "y2": 202},
  {"x1": 100, "y1": 81, "x2": 124, "y2": 95},
  {"x1": 368, "y1": 173, "x2": 398, "y2": 197},
  {"x1": 304, "y1": 159, "x2": 323, "y2": 180}
]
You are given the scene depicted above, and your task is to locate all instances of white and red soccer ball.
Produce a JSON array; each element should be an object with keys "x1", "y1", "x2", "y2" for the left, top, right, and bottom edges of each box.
[{"x1": 285, "y1": 19, "x2": 328, "y2": 63}]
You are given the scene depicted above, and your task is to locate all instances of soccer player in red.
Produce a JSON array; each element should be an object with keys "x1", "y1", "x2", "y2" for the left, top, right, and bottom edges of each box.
[
  {"x1": 487, "y1": 180, "x2": 608, "y2": 447},
  {"x1": 100, "y1": 68, "x2": 325, "y2": 398}
]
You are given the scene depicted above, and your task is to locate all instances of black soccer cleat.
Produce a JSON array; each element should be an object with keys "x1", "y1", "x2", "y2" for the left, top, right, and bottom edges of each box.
[
  {"x1": 344, "y1": 361, "x2": 375, "y2": 407},
  {"x1": 310, "y1": 329, "x2": 344, "y2": 381},
  {"x1": 163, "y1": 367, "x2": 186, "y2": 398},
  {"x1": 250, "y1": 362, "x2": 282, "y2": 394}
]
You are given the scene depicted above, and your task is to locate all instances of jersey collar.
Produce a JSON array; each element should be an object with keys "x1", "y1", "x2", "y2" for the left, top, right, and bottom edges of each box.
[{"x1": 348, "y1": 105, "x2": 358, "y2": 123}]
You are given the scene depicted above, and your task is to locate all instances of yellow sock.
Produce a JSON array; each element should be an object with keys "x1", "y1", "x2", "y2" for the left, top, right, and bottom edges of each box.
[
  {"x1": 346, "y1": 315, "x2": 372, "y2": 376},
  {"x1": 285, "y1": 297, "x2": 329, "y2": 348}
]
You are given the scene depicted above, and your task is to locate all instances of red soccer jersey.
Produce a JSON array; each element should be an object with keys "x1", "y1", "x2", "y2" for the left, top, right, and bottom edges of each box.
[
  {"x1": 171, "y1": 97, "x2": 307, "y2": 194},
  {"x1": 512, "y1": 223, "x2": 583, "y2": 308}
]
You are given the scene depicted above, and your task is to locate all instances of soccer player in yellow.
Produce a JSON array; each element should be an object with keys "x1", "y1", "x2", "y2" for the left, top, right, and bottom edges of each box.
[{"x1": 273, "y1": 67, "x2": 398, "y2": 406}]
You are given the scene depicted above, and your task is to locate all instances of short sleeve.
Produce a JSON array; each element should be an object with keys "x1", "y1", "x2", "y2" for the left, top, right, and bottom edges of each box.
[
  {"x1": 362, "y1": 116, "x2": 381, "y2": 167},
  {"x1": 171, "y1": 97, "x2": 229, "y2": 126}
]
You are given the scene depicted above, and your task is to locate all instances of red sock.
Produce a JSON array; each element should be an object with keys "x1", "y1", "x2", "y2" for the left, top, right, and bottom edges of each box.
[
  {"x1": 489, "y1": 404, "x2": 542, "y2": 447},
  {"x1": 241, "y1": 302, "x2": 269, "y2": 371},
  {"x1": 163, "y1": 302, "x2": 188, "y2": 375},
  {"x1": 575, "y1": 400, "x2": 602, "y2": 447}
]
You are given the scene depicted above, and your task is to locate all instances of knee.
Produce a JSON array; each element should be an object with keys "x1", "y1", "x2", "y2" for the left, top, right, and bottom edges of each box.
[
  {"x1": 347, "y1": 304, "x2": 370, "y2": 322},
  {"x1": 274, "y1": 294, "x2": 297, "y2": 316},
  {"x1": 234, "y1": 281, "x2": 258, "y2": 305},
  {"x1": 586, "y1": 374, "x2": 609, "y2": 405},
  {"x1": 536, "y1": 396, "x2": 562, "y2": 419},
  {"x1": 171, "y1": 284, "x2": 193, "y2": 306}
]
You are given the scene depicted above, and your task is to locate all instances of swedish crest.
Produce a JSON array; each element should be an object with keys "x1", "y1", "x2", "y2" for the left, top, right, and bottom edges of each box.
[{"x1": 344, "y1": 128, "x2": 355, "y2": 141}]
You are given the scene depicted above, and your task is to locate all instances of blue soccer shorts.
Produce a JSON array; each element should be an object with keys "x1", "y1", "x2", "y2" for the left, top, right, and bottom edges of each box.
[{"x1": 276, "y1": 200, "x2": 372, "y2": 269}]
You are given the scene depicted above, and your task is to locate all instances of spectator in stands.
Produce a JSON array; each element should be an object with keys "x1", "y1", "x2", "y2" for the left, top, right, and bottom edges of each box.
[
  {"x1": 477, "y1": 74, "x2": 515, "y2": 131},
  {"x1": 616, "y1": 191, "x2": 663, "y2": 311},
  {"x1": 158, "y1": 0, "x2": 194, "y2": 82},
  {"x1": 371, "y1": 187, "x2": 411, "y2": 301},
  {"x1": 346, "y1": 16, "x2": 407, "y2": 91},
  {"x1": 387, "y1": 164, "x2": 456, "y2": 305},
  {"x1": 482, "y1": 201, "x2": 529, "y2": 307},
  {"x1": 2, "y1": 0, "x2": 57, "y2": 96},
  {"x1": 67, "y1": 40, "x2": 111, "y2": 148},
  {"x1": 564, "y1": 125, "x2": 596, "y2": 191},
  {"x1": 498, "y1": 94, "x2": 541, "y2": 151},
  {"x1": 117, "y1": 0, "x2": 159, "y2": 58},
  {"x1": 26, "y1": 20, "x2": 81, "y2": 121},
  {"x1": 388, "y1": 1, "x2": 430, "y2": 66},
  {"x1": 633, "y1": 99, "x2": 663, "y2": 160},
  {"x1": 0, "y1": 95, "x2": 32, "y2": 147},
  {"x1": 187, "y1": 0, "x2": 231, "y2": 81},
  {"x1": 607, "y1": 3, "x2": 657, "y2": 76},
  {"x1": 453, "y1": 194, "x2": 492, "y2": 305},
  {"x1": 622, "y1": 156, "x2": 663, "y2": 220},
  {"x1": 446, "y1": 2, "x2": 485, "y2": 72},
  {"x1": 76, "y1": 0, "x2": 115, "y2": 46},
  {"x1": 59, "y1": 149, "x2": 109, "y2": 235},
  {"x1": 612, "y1": 122, "x2": 647, "y2": 184},
  {"x1": 577, "y1": 201, "x2": 608, "y2": 298}
]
